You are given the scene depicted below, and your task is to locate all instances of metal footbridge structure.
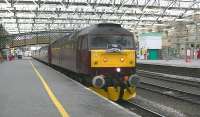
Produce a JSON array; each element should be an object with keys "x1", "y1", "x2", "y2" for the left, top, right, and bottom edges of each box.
[{"x1": 0, "y1": 28, "x2": 72, "y2": 49}]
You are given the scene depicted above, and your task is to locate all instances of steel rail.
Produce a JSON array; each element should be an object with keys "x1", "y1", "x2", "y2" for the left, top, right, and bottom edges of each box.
[
  {"x1": 137, "y1": 70, "x2": 200, "y2": 88},
  {"x1": 117, "y1": 101, "x2": 165, "y2": 117},
  {"x1": 137, "y1": 64, "x2": 200, "y2": 78},
  {"x1": 139, "y1": 82, "x2": 200, "y2": 105}
]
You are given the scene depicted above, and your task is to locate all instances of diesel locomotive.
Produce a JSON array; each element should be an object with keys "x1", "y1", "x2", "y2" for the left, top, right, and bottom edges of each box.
[{"x1": 33, "y1": 23, "x2": 139, "y2": 101}]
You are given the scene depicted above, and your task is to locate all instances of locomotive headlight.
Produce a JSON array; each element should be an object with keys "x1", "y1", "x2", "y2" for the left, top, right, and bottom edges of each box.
[{"x1": 116, "y1": 68, "x2": 121, "y2": 72}]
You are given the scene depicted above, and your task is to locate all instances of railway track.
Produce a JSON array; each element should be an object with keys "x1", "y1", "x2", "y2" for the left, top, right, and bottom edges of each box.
[
  {"x1": 117, "y1": 101, "x2": 165, "y2": 117},
  {"x1": 136, "y1": 70, "x2": 200, "y2": 96},
  {"x1": 138, "y1": 82, "x2": 200, "y2": 105},
  {"x1": 137, "y1": 70, "x2": 200, "y2": 88},
  {"x1": 137, "y1": 63, "x2": 200, "y2": 78},
  {"x1": 135, "y1": 70, "x2": 200, "y2": 116}
]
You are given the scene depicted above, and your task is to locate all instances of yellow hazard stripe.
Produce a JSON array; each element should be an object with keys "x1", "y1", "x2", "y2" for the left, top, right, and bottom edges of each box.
[{"x1": 30, "y1": 61, "x2": 70, "y2": 117}]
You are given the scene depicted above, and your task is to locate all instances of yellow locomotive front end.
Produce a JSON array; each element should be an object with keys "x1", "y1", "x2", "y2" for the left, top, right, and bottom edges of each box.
[
  {"x1": 89, "y1": 46, "x2": 138, "y2": 101},
  {"x1": 81, "y1": 24, "x2": 139, "y2": 101},
  {"x1": 91, "y1": 50, "x2": 135, "y2": 68}
]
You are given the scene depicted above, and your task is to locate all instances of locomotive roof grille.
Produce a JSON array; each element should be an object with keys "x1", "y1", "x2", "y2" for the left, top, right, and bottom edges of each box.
[{"x1": 97, "y1": 23, "x2": 121, "y2": 27}]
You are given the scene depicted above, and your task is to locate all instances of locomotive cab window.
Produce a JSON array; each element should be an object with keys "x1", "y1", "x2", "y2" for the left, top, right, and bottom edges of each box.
[{"x1": 89, "y1": 35, "x2": 134, "y2": 49}]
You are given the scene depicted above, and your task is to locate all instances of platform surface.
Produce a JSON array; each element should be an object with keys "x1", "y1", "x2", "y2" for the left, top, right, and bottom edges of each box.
[
  {"x1": 0, "y1": 58, "x2": 139, "y2": 117},
  {"x1": 137, "y1": 59, "x2": 200, "y2": 68}
]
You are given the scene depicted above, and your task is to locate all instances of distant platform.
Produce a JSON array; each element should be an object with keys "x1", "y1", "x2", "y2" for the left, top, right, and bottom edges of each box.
[
  {"x1": 137, "y1": 59, "x2": 200, "y2": 68},
  {"x1": 0, "y1": 58, "x2": 138, "y2": 117}
]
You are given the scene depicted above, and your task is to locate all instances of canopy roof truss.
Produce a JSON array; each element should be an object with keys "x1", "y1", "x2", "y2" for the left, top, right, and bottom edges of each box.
[{"x1": 0, "y1": 0, "x2": 200, "y2": 34}]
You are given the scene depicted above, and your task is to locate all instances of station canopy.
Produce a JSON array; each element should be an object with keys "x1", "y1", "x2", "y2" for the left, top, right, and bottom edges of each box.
[{"x1": 0, "y1": 0, "x2": 200, "y2": 34}]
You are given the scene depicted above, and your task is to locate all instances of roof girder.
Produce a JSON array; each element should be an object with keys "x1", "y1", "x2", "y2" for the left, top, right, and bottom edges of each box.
[
  {"x1": 0, "y1": 0, "x2": 199, "y2": 34},
  {"x1": 1, "y1": 0, "x2": 199, "y2": 10}
]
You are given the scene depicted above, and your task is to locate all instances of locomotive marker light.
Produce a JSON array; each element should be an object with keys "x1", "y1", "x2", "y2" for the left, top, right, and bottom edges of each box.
[
  {"x1": 120, "y1": 57, "x2": 125, "y2": 62},
  {"x1": 103, "y1": 58, "x2": 108, "y2": 62},
  {"x1": 92, "y1": 75, "x2": 105, "y2": 88},
  {"x1": 128, "y1": 74, "x2": 139, "y2": 87}
]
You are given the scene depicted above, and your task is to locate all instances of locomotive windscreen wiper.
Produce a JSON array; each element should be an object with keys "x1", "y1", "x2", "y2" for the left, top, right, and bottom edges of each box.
[{"x1": 106, "y1": 44, "x2": 121, "y2": 52}]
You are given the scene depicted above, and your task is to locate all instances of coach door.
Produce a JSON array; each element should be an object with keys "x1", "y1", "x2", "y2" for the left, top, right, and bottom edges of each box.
[{"x1": 77, "y1": 35, "x2": 88, "y2": 73}]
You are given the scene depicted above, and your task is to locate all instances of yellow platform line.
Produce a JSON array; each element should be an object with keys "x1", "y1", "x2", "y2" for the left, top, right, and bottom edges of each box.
[{"x1": 30, "y1": 61, "x2": 70, "y2": 117}]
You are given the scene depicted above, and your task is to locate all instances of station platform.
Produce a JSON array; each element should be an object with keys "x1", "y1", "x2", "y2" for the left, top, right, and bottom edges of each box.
[
  {"x1": 137, "y1": 59, "x2": 200, "y2": 68},
  {"x1": 0, "y1": 58, "x2": 139, "y2": 117}
]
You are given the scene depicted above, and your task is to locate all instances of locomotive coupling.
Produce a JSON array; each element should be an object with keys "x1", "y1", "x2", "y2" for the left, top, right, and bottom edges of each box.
[
  {"x1": 128, "y1": 74, "x2": 140, "y2": 87},
  {"x1": 92, "y1": 75, "x2": 105, "y2": 88}
]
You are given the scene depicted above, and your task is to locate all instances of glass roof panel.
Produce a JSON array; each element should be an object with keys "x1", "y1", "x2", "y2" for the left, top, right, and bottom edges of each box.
[{"x1": 0, "y1": 0, "x2": 199, "y2": 34}]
